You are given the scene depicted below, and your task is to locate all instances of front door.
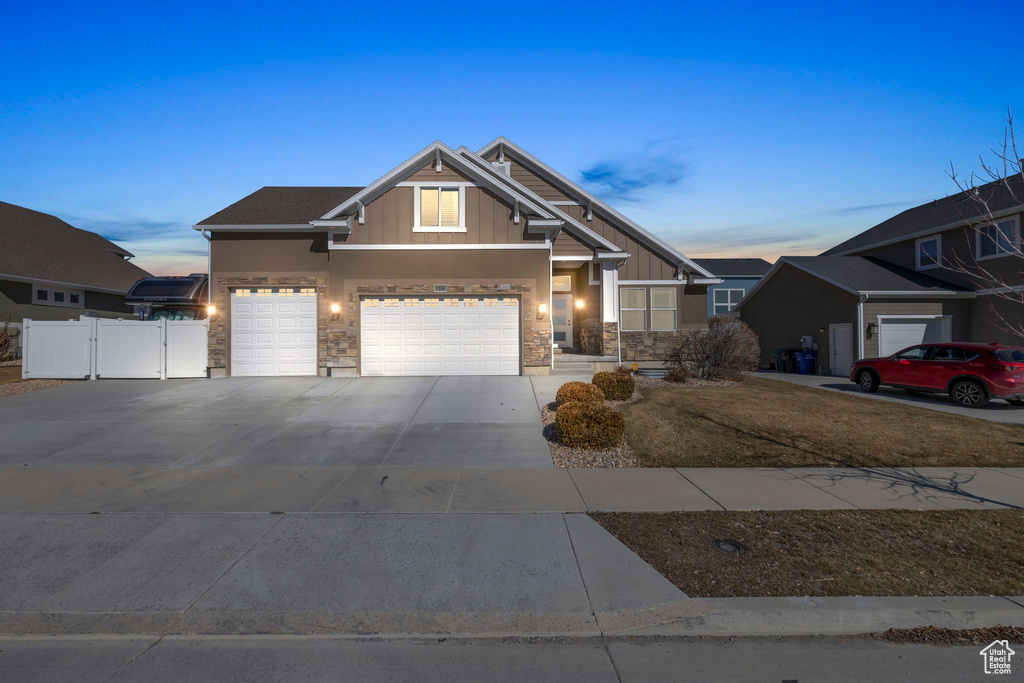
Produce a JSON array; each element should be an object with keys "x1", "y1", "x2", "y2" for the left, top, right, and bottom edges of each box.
[
  {"x1": 828, "y1": 323, "x2": 852, "y2": 376},
  {"x1": 552, "y1": 293, "x2": 573, "y2": 349}
]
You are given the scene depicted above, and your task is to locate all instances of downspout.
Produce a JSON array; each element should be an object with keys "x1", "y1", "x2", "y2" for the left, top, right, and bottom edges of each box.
[
  {"x1": 857, "y1": 293, "x2": 869, "y2": 360},
  {"x1": 200, "y1": 229, "x2": 212, "y2": 305}
]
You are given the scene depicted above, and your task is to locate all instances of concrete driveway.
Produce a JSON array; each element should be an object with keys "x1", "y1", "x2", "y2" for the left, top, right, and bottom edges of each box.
[
  {"x1": 757, "y1": 371, "x2": 1024, "y2": 425},
  {"x1": 0, "y1": 375, "x2": 564, "y2": 468}
]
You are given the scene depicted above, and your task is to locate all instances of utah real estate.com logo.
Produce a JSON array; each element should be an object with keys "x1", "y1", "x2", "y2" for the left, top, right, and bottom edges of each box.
[{"x1": 980, "y1": 640, "x2": 1015, "y2": 675}]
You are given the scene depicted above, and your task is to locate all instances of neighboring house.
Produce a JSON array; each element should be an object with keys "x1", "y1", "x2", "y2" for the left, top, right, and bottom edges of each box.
[
  {"x1": 692, "y1": 258, "x2": 772, "y2": 317},
  {"x1": 0, "y1": 201, "x2": 151, "y2": 327},
  {"x1": 194, "y1": 138, "x2": 720, "y2": 377},
  {"x1": 736, "y1": 176, "x2": 1024, "y2": 375}
]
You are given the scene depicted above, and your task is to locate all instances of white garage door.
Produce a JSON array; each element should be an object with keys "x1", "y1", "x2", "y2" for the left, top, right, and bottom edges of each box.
[
  {"x1": 231, "y1": 287, "x2": 318, "y2": 376},
  {"x1": 360, "y1": 296, "x2": 520, "y2": 376},
  {"x1": 878, "y1": 317, "x2": 950, "y2": 357}
]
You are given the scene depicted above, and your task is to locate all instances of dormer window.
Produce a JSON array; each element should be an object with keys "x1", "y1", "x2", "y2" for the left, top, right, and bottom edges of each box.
[
  {"x1": 976, "y1": 216, "x2": 1019, "y2": 260},
  {"x1": 414, "y1": 186, "x2": 466, "y2": 232},
  {"x1": 915, "y1": 234, "x2": 941, "y2": 270}
]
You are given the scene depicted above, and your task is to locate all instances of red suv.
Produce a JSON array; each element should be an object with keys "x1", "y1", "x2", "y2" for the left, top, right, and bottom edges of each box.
[{"x1": 849, "y1": 343, "x2": 1024, "y2": 408}]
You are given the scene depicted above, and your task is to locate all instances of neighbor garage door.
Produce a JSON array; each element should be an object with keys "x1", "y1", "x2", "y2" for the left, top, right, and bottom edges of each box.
[
  {"x1": 360, "y1": 296, "x2": 520, "y2": 376},
  {"x1": 877, "y1": 316, "x2": 951, "y2": 357},
  {"x1": 231, "y1": 287, "x2": 318, "y2": 376}
]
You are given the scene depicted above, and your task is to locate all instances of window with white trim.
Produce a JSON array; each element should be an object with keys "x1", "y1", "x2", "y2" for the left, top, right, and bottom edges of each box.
[
  {"x1": 620, "y1": 288, "x2": 646, "y2": 331},
  {"x1": 650, "y1": 288, "x2": 677, "y2": 331},
  {"x1": 32, "y1": 284, "x2": 84, "y2": 308},
  {"x1": 916, "y1": 234, "x2": 941, "y2": 270},
  {"x1": 712, "y1": 288, "x2": 744, "y2": 314},
  {"x1": 977, "y1": 216, "x2": 1019, "y2": 259},
  {"x1": 414, "y1": 187, "x2": 465, "y2": 232}
]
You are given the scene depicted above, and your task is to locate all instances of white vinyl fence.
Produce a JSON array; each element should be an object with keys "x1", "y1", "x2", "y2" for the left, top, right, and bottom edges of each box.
[{"x1": 22, "y1": 317, "x2": 208, "y2": 380}]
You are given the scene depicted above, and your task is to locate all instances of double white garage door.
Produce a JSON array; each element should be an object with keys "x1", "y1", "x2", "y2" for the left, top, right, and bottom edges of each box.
[
  {"x1": 230, "y1": 290, "x2": 521, "y2": 376},
  {"x1": 361, "y1": 296, "x2": 520, "y2": 376}
]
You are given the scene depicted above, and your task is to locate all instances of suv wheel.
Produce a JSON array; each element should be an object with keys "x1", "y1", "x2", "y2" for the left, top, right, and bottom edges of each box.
[
  {"x1": 951, "y1": 379, "x2": 989, "y2": 408},
  {"x1": 857, "y1": 369, "x2": 879, "y2": 393}
]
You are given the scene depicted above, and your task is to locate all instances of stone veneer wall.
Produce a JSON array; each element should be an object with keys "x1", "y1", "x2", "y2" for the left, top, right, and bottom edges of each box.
[
  {"x1": 620, "y1": 330, "x2": 687, "y2": 362},
  {"x1": 578, "y1": 319, "x2": 619, "y2": 357},
  {"x1": 208, "y1": 275, "x2": 328, "y2": 370},
  {"x1": 332, "y1": 282, "x2": 551, "y2": 370}
]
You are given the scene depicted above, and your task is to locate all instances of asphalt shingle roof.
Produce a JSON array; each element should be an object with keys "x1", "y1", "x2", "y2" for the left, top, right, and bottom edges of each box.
[
  {"x1": 0, "y1": 201, "x2": 151, "y2": 292},
  {"x1": 783, "y1": 256, "x2": 969, "y2": 293},
  {"x1": 822, "y1": 175, "x2": 1024, "y2": 256},
  {"x1": 692, "y1": 258, "x2": 773, "y2": 277},
  {"x1": 196, "y1": 187, "x2": 362, "y2": 225}
]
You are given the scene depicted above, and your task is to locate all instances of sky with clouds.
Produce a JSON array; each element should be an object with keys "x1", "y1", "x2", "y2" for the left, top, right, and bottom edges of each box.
[{"x1": 2, "y1": 1, "x2": 1021, "y2": 275}]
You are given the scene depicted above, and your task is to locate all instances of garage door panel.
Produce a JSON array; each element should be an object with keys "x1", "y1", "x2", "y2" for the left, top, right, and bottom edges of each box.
[
  {"x1": 362, "y1": 296, "x2": 520, "y2": 376},
  {"x1": 231, "y1": 289, "x2": 318, "y2": 376},
  {"x1": 878, "y1": 317, "x2": 950, "y2": 357}
]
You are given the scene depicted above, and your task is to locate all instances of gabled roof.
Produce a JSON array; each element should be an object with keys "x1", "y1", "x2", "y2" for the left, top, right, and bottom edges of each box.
[
  {"x1": 196, "y1": 187, "x2": 362, "y2": 226},
  {"x1": 0, "y1": 200, "x2": 151, "y2": 293},
  {"x1": 477, "y1": 137, "x2": 714, "y2": 278},
  {"x1": 454, "y1": 146, "x2": 624, "y2": 255},
  {"x1": 692, "y1": 258, "x2": 772, "y2": 277},
  {"x1": 320, "y1": 141, "x2": 557, "y2": 223},
  {"x1": 734, "y1": 255, "x2": 972, "y2": 311},
  {"x1": 822, "y1": 175, "x2": 1024, "y2": 256}
]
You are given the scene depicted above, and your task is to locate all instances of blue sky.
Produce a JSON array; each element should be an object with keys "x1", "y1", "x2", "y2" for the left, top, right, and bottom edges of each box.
[{"x1": 2, "y1": 1, "x2": 1021, "y2": 274}]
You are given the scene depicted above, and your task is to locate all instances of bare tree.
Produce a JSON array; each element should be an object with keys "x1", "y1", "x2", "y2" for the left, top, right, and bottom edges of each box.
[
  {"x1": 943, "y1": 108, "x2": 1024, "y2": 339},
  {"x1": 666, "y1": 316, "x2": 760, "y2": 380}
]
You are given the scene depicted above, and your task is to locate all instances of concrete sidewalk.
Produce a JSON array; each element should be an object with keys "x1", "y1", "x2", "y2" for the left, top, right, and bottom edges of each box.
[
  {"x1": 2, "y1": 511, "x2": 1021, "y2": 641},
  {"x1": 0, "y1": 635, "x2": 1000, "y2": 682},
  {"x1": 2, "y1": 465, "x2": 1021, "y2": 513}
]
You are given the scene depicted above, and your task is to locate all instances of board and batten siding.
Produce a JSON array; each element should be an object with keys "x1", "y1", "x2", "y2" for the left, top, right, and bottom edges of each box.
[
  {"x1": 335, "y1": 186, "x2": 545, "y2": 246},
  {"x1": 405, "y1": 161, "x2": 474, "y2": 183},
  {"x1": 737, "y1": 264, "x2": 859, "y2": 367},
  {"x1": 552, "y1": 230, "x2": 593, "y2": 256},
  {"x1": 480, "y1": 154, "x2": 574, "y2": 202},
  {"x1": 558, "y1": 205, "x2": 679, "y2": 280},
  {"x1": 861, "y1": 298, "x2": 969, "y2": 358}
]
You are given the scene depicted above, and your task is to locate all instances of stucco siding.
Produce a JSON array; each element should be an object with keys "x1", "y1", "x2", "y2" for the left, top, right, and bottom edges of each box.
[{"x1": 738, "y1": 264, "x2": 859, "y2": 369}]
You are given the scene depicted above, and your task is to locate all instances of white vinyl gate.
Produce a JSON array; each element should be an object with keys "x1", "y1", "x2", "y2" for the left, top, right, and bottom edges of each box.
[
  {"x1": 360, "y1": 296, "x2": 521, "y2": 376},
  {"x1": 22, "y1": 317, "x2": 209, "y2": 380}
]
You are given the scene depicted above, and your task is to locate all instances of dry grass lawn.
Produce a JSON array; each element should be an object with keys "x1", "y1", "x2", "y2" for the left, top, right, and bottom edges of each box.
[
  {"x1": 619, "y1": 377, "x2": 1024, "y2": 467},
  {"x1": 591, "y1": 510, "x2": 1024, "y2": 597},
  {"x1": 0, "y1": 365, "x2": 24, "y2": 385}
]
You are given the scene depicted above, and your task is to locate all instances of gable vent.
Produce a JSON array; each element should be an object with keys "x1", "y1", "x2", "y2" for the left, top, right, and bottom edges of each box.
[{"x1": 491, "y1": 161, "x2": 511, "y2": 175}]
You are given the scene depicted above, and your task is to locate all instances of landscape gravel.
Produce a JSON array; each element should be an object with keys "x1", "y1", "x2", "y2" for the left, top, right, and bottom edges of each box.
[{"x1": 0, "y1": 378, "x2": 76, "y2": 398}]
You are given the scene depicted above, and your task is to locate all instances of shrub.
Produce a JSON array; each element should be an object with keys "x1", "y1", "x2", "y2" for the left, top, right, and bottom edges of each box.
[
  {"x1": 666, "y1": 367, "x2": 691, "y2": 383},
  {"x1": 666, "y1": 316, "x2": 760, "y2": 381},
  {"x1": 592, "y1": 370, "x2": 635, "y2": 401},
  {"x1": 555, "y1": 401, "x2": 626, "y2": 449},
  {"x1": 555, "y1": 381, "x2": 605, "y2": 406}
]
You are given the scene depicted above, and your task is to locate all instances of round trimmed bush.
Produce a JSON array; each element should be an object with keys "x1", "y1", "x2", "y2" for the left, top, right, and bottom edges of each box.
[
  {"x1": 592, "y1": 371, "x2": 635, "y2": 401},
  {"x1": 555, "y1": 381, "x2": 605, "y2": 406},
  {"x1": 555, "y1": 401, "x2": 625, "y2": 449}
]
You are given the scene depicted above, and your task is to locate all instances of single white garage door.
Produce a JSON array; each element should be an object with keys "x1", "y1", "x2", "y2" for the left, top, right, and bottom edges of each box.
[
  {"x1": 360, "y1": 296, "x2": 520, "y2": 376},
  {"x1": 877, "y1": 316, "x2": 951, "y2": 357},
  {"x1": 231, "y1": 287, "x2": 318, "y2": 376}
]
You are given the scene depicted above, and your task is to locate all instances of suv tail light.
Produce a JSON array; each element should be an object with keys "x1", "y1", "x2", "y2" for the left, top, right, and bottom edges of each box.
[{"x1": 989, "y1": 364, "x2": 1013, "y2": 372}]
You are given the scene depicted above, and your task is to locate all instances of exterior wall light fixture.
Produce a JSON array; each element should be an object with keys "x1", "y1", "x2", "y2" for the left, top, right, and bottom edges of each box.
[{"x1": 330, "y1": 303, "x2": 341, "y2": 321}]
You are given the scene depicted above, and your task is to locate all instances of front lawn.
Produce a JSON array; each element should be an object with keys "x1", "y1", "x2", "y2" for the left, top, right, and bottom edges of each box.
[
  {"x1": 591, "y1": 510, "x2": 1024, "y2": 597},
  {"x1": 618, "y1": 377, "x2": 1024, "y2": 467}
]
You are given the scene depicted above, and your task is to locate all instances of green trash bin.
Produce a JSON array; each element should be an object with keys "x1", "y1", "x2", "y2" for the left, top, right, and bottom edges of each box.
[{"x1": 772, "y1": 349, "x2": 784, "y2": 372}]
